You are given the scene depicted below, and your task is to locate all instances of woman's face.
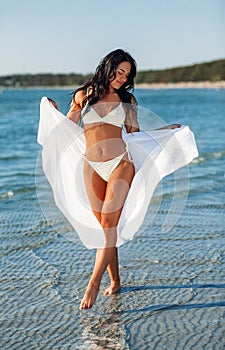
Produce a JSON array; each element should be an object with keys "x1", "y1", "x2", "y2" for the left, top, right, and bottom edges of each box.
[{"x1": 109, "y1": 61, "x2": 131, "y2": 91}]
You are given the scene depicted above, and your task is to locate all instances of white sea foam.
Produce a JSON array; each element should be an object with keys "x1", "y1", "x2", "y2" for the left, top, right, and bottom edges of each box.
[{"x1": 0, "y1": 190, "x2": 14, "y2": 199}]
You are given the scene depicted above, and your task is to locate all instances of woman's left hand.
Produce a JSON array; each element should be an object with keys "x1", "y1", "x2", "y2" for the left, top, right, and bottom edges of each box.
[{"x1": 167, "y1": 124, "x2": 182, "y2": 129}]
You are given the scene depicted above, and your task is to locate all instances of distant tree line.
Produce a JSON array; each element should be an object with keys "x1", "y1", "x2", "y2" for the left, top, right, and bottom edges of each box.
[
  {"x1": 0, "y1": 59, "x2": 224, "y2": 88},
  {"x1": 135, "y1": 59, "x2": 225, "y2": 84},
  {"x1": 0, "y1": 73, "x2": 92, "y2": 88}
]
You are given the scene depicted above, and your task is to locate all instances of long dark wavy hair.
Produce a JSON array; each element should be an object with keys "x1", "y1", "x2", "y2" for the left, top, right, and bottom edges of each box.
[{"x1": 72, "y1": 49, "x2": 137, "y2": 107}]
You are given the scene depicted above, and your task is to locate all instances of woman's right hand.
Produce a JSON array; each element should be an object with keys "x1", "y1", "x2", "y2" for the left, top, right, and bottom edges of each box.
[{"x1": 47, "y1": 98, "x2": 59, "y2": 110}]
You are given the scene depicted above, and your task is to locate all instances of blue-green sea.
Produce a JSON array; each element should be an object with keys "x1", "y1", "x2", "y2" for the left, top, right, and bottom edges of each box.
[{"x1": 1, "y1": 88, "x2": 225, "y2": 349}]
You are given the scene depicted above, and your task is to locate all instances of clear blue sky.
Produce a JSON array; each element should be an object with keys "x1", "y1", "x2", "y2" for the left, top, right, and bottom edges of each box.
[{"x1": 1, "y1": 0, "x2": 225, "y2": 75}]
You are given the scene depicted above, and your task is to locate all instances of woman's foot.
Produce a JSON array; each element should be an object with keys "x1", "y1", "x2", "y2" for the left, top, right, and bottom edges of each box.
[
  {"x1": 79, "y1": 281, "x2": 100, "y2": 310},
  {"x1": 103, "y1": 280, "x2": 121, "y2": 295}
]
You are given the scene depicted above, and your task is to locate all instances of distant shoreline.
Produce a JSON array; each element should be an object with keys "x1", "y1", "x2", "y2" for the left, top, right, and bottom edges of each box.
[
  {"x1": 135, "y1": 80, "x2": 225, "y2": 89},
  {"x1": 1, "y1": 81, "x2": 225, "y2": 90}
]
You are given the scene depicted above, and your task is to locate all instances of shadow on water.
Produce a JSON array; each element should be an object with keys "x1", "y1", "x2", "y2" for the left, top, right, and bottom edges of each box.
[
  {"x1": 120, "y1": 282, "x2": 225, "y2": 293},
  {"x1": 103, "y1": 283, "x2": 225, "y2": 314}
]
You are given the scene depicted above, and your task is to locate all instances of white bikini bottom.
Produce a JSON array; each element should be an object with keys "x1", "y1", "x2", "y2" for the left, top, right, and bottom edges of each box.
[{"x1": 83, "y1": 146, "x2": 133, "y2": 182}]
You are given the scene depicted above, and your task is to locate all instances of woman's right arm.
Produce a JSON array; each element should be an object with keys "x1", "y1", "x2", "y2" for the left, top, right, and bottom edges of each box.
[{"x1": 66, "y1": 90, "x2": 85, "y2": 124}]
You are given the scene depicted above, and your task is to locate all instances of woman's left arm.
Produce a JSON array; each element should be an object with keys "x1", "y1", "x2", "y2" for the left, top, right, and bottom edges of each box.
[{"x1": 157, "y1": 124, "x2": 182, "y2": 130}]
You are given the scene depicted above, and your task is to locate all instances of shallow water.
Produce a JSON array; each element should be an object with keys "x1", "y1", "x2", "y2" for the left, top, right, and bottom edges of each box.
[{"x1": 1, "y1": 88, "x2": 225, "y2": 349}]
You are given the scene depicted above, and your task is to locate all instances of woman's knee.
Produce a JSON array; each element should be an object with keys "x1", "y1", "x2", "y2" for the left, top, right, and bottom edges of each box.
[{"x1": 100, "y1": 213, "x2": 118, "y2": 229}]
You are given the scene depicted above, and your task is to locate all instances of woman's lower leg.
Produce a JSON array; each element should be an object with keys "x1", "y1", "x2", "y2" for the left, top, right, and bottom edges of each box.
[
  {"x1": 103, "y1": 247, "x2": 121, "y2": 295},
  {"x1": 79, "y1": 243, "x2": 117, "y2": 310}
]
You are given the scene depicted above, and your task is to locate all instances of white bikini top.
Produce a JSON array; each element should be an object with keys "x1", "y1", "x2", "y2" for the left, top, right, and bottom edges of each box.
[{"x1": 81, "y1": 102, "x2": 126, "y2": 128}]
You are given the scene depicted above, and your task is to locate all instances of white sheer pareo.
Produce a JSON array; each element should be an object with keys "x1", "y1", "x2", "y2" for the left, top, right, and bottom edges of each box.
[{"x1": 37, "y1": 97, "x2": 198, "y2": 249}]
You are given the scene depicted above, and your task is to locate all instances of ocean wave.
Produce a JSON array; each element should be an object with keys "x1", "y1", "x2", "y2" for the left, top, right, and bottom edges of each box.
[
  {"x1": 0, "y1": 171, "x2": 34, "y2": 178},
  {"x1": 0, "y1": 186, "x2": 36, "y2": 200},
  {"x1": 0, "y1": 155, "x2": 27, "y2": 161},
  {"x1": 192, "y1": 150, "x2": 225, "y2": 164},
  {"x1": 0, "y1": 190, "x2": 14, "y2": 199}
]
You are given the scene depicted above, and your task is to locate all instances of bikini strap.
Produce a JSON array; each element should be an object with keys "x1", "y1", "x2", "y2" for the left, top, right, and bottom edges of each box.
[
  {"x1": 86, "y1": 86, "x2": 93, "y2": 104},
  {"x1": 81, "y1": 87, "x2": 90, "y2": 115}
]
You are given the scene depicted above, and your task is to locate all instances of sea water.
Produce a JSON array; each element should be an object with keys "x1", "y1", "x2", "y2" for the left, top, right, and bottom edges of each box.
[{"x1": 0, "y1": 88, "x2": 224, "y2": 349}]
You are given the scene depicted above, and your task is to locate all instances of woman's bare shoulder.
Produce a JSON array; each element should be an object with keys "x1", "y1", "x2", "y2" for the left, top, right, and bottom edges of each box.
[{"x1": 74, "y1": 89, "x2": 86, "y2": 106}]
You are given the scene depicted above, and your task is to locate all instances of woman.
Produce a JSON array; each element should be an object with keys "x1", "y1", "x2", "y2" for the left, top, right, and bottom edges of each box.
[
  {"x1": 66, "y1": 49, "x2": 140, "y2": 310},
  {"x1": 39, "y1": 49, "x2": 196, "y2": 310}
]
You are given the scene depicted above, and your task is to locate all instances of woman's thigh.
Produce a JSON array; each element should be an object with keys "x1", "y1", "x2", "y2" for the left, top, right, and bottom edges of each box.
[
  {"x1": 83, "y1": 160, "x2": 107, "y2": 222},
  {"x1": 101, "y1": 160, "x2": 135, "y2": 225}
]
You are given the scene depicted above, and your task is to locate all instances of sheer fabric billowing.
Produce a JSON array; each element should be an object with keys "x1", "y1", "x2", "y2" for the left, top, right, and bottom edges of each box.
[{"x1": 37, "y1": 97, "x2": 198, "y2": 249}]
